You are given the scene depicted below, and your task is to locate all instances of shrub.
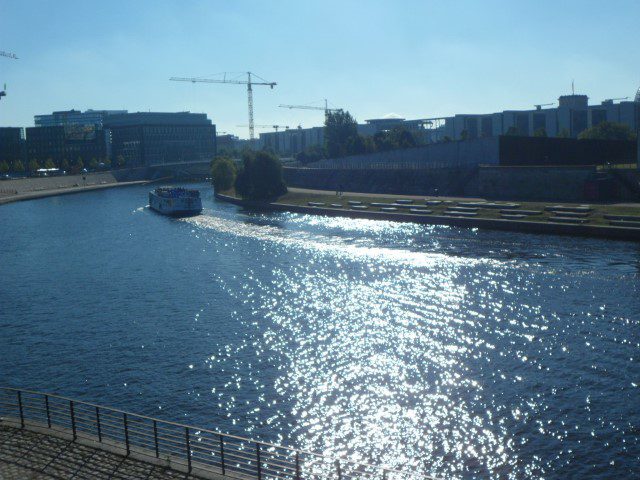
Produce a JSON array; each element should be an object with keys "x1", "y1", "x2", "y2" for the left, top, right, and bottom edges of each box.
[{"x1": 210, "y1": 157, "x2": 237, "y2": 192}]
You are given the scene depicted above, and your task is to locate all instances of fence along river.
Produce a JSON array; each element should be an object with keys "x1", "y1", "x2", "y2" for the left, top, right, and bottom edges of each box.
[{"x1": 0, "y1": 183, "x2": 638, "y2": 479}]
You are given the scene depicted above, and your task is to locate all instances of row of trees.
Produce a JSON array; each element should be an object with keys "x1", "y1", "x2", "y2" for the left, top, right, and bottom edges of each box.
[
  {"x1": 0, "y1": 155, "x2": 128, "y2": 175},
  {"x1": 315, "y1": 112, "x2": 638, "y2": 163},
  {"x1": 211, "y1": 151, "x2": 287, "y2": 201},
  {"x1": 325, "y1": 110, "x2": 419, "y2": 157},
  {"x1": 294, "y1": 110, "x2": 421, "y2": 163},
  {"x1": 499, "y1": 121, "x2": 637, "y2": 141}
]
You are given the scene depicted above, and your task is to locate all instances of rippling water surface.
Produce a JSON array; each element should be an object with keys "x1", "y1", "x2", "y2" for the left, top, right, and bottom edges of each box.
[{"x1": 1, "y1": 183, "x2": 639, "y2": 478}]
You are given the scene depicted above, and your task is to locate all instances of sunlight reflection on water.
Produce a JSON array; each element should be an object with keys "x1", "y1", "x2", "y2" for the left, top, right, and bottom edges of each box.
[
  {"x1": 182, "y1": 210, "x2": 640, "y2": 479},
  {"x1": 1, "y1": 188, "x2": 637, "y2": 480}
]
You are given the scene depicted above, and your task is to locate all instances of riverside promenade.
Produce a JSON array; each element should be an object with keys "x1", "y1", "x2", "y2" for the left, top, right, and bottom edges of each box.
[
  {"x1": 0, "y1": 388, "x2": 423, "y2": 480},
  {"x1": 0, "y1": 424, "x2": 202, "y2": 480},
  {"x1": 0, "y1": 172, "x2": 150, "y2": 205}
]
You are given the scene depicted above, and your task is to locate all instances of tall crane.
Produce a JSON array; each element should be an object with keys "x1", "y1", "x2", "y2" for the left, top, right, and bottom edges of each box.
[
  {"x1": 170, "y1": 72, "x2": 276, "y2": 141},
  {"x1": 237, "y1": 124, "x2": 289, "y2": 132},
  {"x1": 604, "y1": 97, "x2": 629, "y2": 102},
  {"x1": 0, "y1": 50, "x2": 18, "y2": 101},
  {"x1": 279, "y1": 99, "x2": 342, "y2": 117}
]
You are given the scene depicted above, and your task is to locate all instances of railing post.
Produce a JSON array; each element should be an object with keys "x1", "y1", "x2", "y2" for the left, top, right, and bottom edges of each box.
[
  {"x1": 335, "y1": 459, "x2": 342, "y2": 480},
  {"x1": 295, "y1": 451, "x2": 301, "y2": 480},
  {"x1": 185, "y1": 427, "x2": 192, "y2": 473},
  {"x1": 219, "y1": 434, "x2": 226, "y2": 475},
  {"x1": 123, "y1": 413, "x2": 130, "y2": 455},
  {"x1": 153, "y1": 420, "x2": 159, "y2": 458},
  {"x1": 383, "y1": 468, "x2": 388, "y2": 480},
  {"x1": 96, "y1": 407, "x2": 102, "y2": 442},
  {"x1": 69, "y1": 401, "x2": 76, "y2": 440},
  {"x1": 256, "y1": 442, "x2": 262, "y2": 480},
  {"x1": 17, "y1": 391, "x2": 24, "y2": 428},
  {"x1": 45, "y1": 395, "x2": 51, "y2": 428}
]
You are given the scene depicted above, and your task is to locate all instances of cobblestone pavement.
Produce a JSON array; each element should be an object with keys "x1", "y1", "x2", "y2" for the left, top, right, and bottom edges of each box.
[{"x1": 0, "y1": 425, "x2": 199, "y2": 479}]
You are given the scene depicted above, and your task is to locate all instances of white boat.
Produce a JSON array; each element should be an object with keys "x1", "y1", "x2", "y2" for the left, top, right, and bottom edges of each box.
[{"x1": 149, "y1": 187, "x2": 202, "y2": 216}]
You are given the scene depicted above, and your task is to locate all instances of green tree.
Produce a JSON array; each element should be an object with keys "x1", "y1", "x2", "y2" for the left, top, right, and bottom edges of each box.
[
  {"x1": 28, "y1": 159, "x2": 40, "y2": 173},
  {"x1": 577, "y1": 121, "x2": 637, "y2": 141},
  {"x1": 234, "y1": 151, "x2": 287, "y2": 200},
  {"x1": 324, "y1": 110, "x2": 359, "y2": 158},
  {"x1": 392, "y1": 128, "x2": 417, "y2": 148},
  {"x1": 61, "y1": 159, "x2": 69, "y2": 170},
  {"x1": 71, "y1": 158, "x2": 84, "y2": 174},
  {"x1": 44, "y1": 158, "x2": 56, "y2": 169},
  {"x1": 557, "y1": 128, "x2": 570, "y2": 138},
  {"x1": 211, "y1": 156, "x2": 237, "y2": 192},
  {"x1": 295, "y1": 145, "x2": 326, "y2": 164},
  {"x1": 89, "y1": 157, "x2": 98, "y2": 170},
  {"x1": 116, "y1": 155, "x2": 126, "y2": 168},
  {"x1": 373, "y1": 127, "x2": 417, "y2": 151},
  {"x1": 533, "y1": 127, "x2": 548, "y2": 137},
  {"x1": 0, "y1": 161, "x2": 9, "y2": 174},
  {"x1": 12, "y1": 160, "x2": 24, "y2": 173},
  {"x1": 505, "y1": 126, "x2": 518, "y2": 136},
  {"x1": 102, "y1": 157, "x2": 111, "y2": 168}
]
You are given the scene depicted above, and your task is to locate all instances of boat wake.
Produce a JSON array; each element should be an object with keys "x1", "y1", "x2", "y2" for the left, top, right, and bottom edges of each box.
[{"x1": 181, "y1": 212, "x2": 492, "y2": 269}]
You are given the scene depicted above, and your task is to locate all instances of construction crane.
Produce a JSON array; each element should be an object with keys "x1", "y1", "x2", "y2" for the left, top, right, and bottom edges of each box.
[
  {"x1": 534, "y1": 103, "x2": 554, "y2": 110},
  {"x1": 170, "y1": 72, "x2": 276, "y2": 141},
  {"x1": 604, "y1": 97, "x2": 629, "y2": 102},
  {"x1": 237, "y1": 124, "x2": 289, "y2": 132},
  {"x1": 1, "y1": 51, "x2": 17, "y2": 101},
  {"x1": 279, "y1": 99, "x2": 342, "y2": 117}
]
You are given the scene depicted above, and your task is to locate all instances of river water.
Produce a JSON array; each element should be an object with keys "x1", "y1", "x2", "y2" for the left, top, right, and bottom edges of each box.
[{"x1": 0, "y1": 183, "x2": 639, "y2": 479}]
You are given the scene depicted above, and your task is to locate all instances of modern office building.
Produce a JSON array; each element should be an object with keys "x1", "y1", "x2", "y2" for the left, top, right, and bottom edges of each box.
[
  {"x1": 442, "y1": 92, "x2": 640, "y2": 140},
  {"x1": 258, "y1": 88, "x2": 640, "y2": 157},
  {"x1": 25, "y1": 125, "x2": 108, "y2": 166},
  {"x1": 34, "y1": 109, "x2": 128, "y2": 128},
  {"x1": 216, "y1": 134, "x2": 247, "y2": 153},
  {"x1": 0, "y1": 127, "x2": 24, "y2": 164},
  {"x1": 259, "y1": 127, "x2": 324, "y2": 156},
  {"x1": 105, "y1": 112, "x2": 216, "y2": 167}
]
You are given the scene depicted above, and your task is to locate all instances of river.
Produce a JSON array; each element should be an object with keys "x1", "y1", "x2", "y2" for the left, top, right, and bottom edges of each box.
[{"x1": 0, "y1": 182, "x2": 639, "y2": 479}]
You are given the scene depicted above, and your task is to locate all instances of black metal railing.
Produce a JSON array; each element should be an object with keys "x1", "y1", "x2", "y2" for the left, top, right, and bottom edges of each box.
[{"x1": 0, "y1": 387, "x2": 433, "y2": 480}]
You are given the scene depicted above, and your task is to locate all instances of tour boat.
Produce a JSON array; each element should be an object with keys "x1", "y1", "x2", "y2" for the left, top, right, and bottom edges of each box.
[{"x1": 149, "y1": 187, "x2": 202, "y2": 216}]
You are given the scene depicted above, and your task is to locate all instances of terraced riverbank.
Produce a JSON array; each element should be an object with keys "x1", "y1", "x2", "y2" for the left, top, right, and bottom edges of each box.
[{"x1": 216, "y1": 187, "x2": 640, "y2": 241}]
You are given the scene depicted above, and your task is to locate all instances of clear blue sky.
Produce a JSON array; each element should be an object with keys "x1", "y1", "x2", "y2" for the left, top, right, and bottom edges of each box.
[{"x1": 1, "y1": 0, "x2": 639, "y2": 138}]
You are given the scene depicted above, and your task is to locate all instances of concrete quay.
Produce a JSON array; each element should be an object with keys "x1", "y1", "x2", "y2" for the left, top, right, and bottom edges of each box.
[
  {"x1": 0, "y1": 424, "x2": 202, "y2": 480},
  {"x1": 0, "y1": 172, "x2": 152, "y2": 206},
  {"x1": 0, "y1": 421, "x2": 230, "y2": 480}
]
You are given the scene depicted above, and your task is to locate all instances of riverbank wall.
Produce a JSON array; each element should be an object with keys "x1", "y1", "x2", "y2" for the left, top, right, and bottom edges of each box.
[
  {"x1": 215, "y1": 193, "x2": 640, "y2": 242},
  {"x1": 283, "y1": 166, "x2": 479, "y2": 196},
  {"x1": 283, "y1": 165, "x2": 640, "y2": 202}
]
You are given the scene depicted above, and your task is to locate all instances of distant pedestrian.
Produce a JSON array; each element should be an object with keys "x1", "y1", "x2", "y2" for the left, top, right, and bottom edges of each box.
[{"x1": 337, "y1": 184, "x2": 344, "y2": 197}]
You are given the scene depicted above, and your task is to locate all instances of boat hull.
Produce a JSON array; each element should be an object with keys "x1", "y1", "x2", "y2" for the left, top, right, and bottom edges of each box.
[{"x1": 149, "y1": 191, "x2": 202, "y2": 217}]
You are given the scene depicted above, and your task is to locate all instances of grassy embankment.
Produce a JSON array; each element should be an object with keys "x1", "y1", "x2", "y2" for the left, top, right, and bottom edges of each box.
[{"x1": 219, "y1": 187, "x2": 640, "y2": 228}]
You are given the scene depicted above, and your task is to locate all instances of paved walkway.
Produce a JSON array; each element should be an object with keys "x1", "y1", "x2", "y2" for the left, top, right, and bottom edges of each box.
[{"x1": 0, "y1": 425, "x2": 198, "y2": 480}]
